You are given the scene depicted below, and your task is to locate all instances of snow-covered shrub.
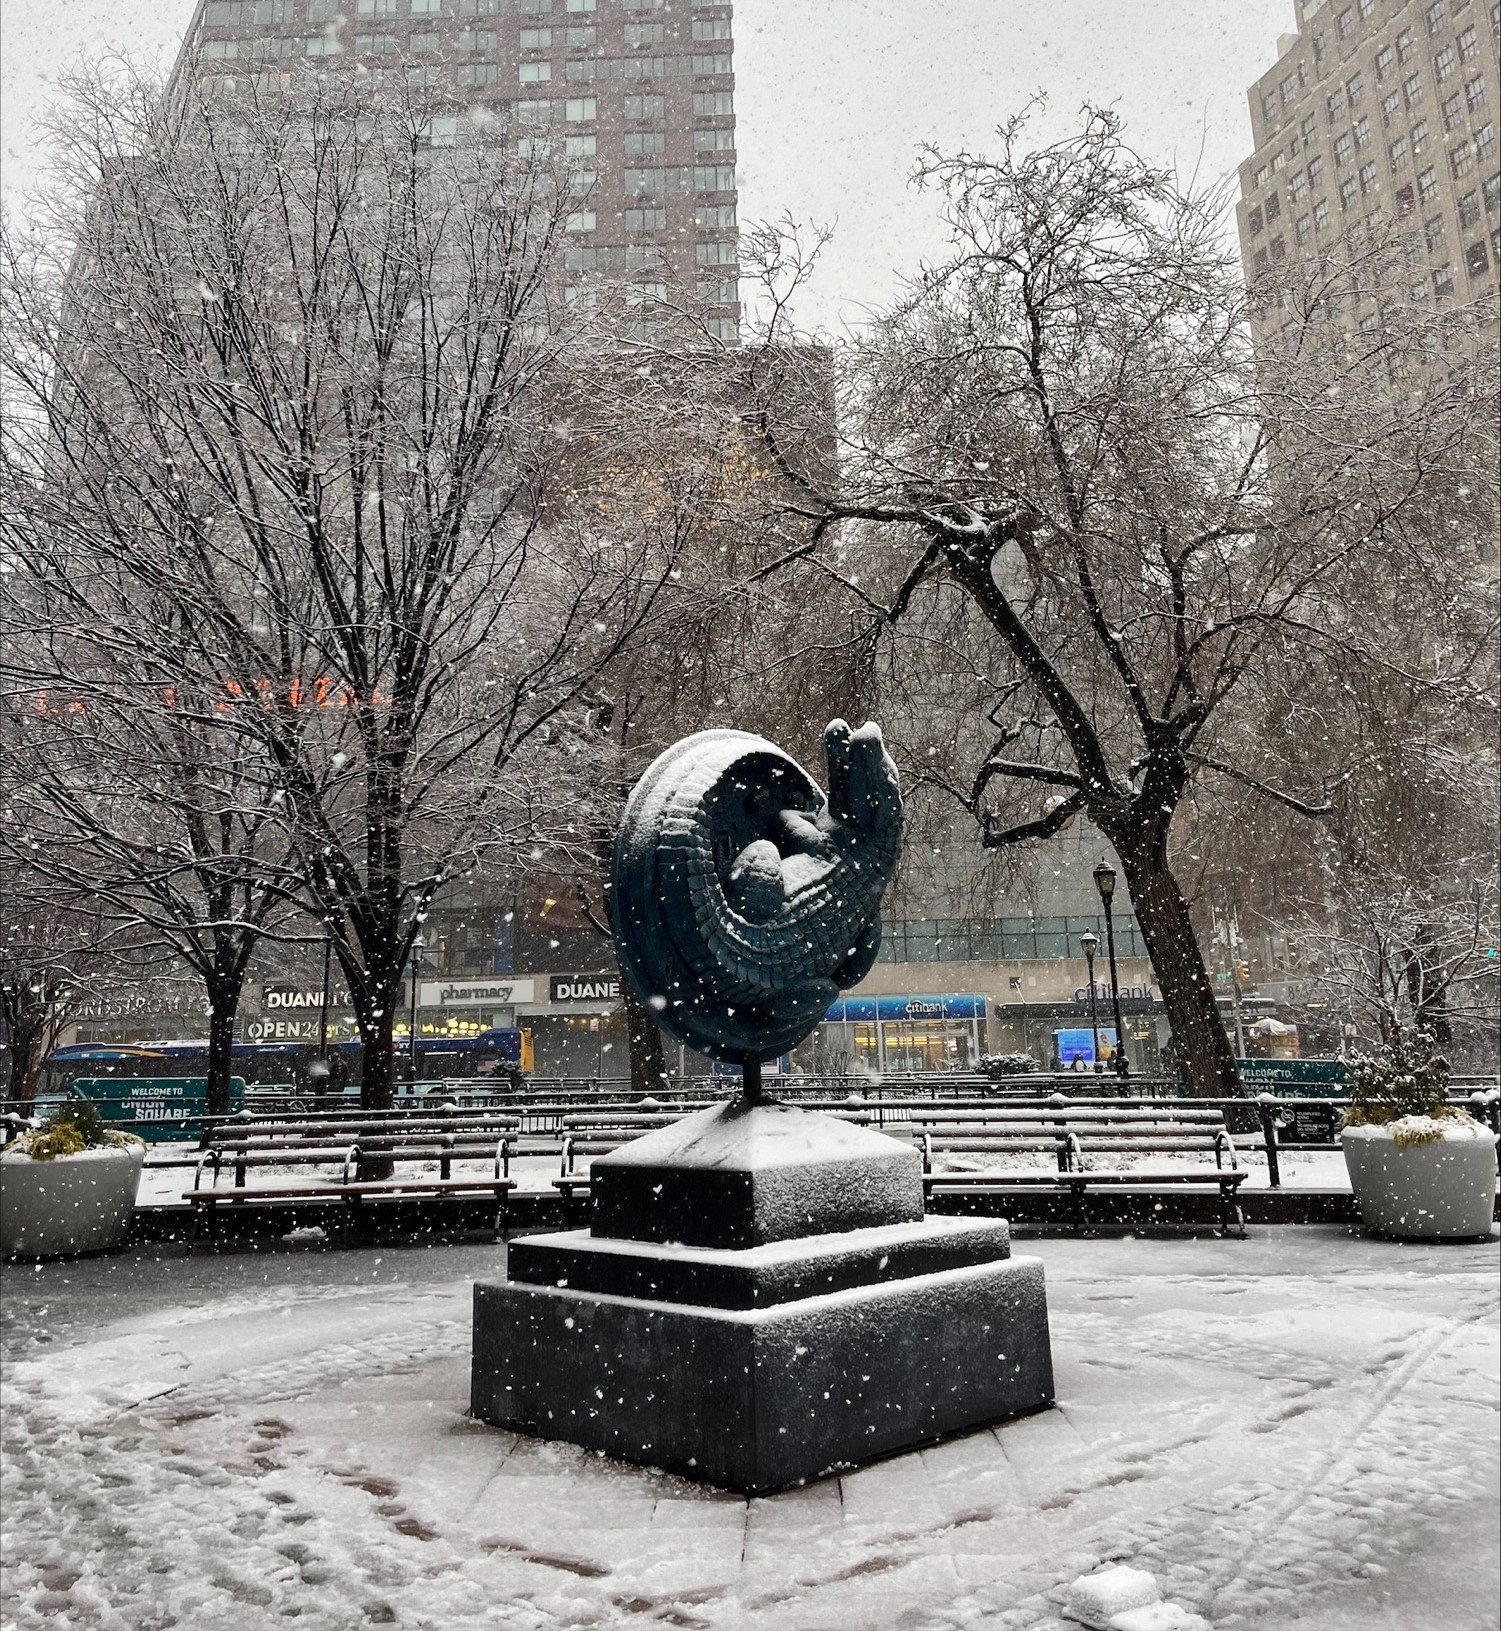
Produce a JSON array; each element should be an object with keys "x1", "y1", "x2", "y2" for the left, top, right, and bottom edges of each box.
[
  {"x1": 978, "y1": 1053, "x2": 1040, "y2": 1079},
  {"x1": 16, "y1": 1100, "x2": 143, "y2": 1162},
  {"x1": 1342, "y1": 1029, "x2": 1462, "y2": 1145}
]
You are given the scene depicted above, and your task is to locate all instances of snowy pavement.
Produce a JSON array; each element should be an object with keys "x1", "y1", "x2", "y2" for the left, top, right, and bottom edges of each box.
[{"x1": 2, "y1": 1227, "x2": 1497, "y2": 1631}]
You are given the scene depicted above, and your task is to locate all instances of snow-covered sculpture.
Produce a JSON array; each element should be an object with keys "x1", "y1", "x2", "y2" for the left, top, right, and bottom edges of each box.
[{"x1": 610, "y1": 720, "x2": 904, "y2": 1064}]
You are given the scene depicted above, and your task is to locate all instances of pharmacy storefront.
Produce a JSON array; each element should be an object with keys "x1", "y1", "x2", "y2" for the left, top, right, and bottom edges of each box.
[{"x1": 813, "y1": 994, "x2": 987, "y2": 1075}]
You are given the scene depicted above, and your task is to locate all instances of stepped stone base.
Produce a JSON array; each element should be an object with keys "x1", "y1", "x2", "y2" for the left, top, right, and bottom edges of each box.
[{"x1": 471, "y1": 1215, "x2": 1053, "y2": 1495}]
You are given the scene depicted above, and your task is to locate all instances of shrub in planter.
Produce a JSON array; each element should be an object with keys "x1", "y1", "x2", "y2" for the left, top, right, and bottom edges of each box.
[
  {"x1": 1341, "y1": 1031, "x2": 1497, "y2": 1240},
  {"x1": 0, "y1": 1100, "x2": 146, "y2": 1259}
]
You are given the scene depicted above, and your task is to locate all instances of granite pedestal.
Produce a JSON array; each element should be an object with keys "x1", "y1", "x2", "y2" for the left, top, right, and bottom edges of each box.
[{"x1": 470, "y1": 1099, "x2": 1053, "y2": 1494}]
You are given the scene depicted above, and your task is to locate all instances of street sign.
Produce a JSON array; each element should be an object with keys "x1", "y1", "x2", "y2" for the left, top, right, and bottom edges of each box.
[
  {"x1": 72, "y1": 1077, "x2": 245, "y2": 1143},
  {"x1": 1237, "y1": 1058, "x2": 1349, "y2": 1143}
]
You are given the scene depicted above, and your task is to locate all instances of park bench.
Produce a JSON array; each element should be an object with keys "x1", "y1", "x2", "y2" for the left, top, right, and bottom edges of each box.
[
  {"x1": 184, "y1": 1109, "x2": 520, "y2": 1242},
  {"x1": 917, "y1": 1103, "x2": 1247, "y2": 1236}
]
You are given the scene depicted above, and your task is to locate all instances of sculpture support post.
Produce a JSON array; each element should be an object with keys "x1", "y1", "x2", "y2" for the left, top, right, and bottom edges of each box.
[{"x1": 740, "y1": 1054, "x2": 764, "y2": 1106}]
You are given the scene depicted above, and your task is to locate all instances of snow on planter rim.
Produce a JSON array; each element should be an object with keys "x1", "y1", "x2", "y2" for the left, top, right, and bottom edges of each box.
[{"x1": 1342, "y1": 1116, "x2": 1497, "y2": 1143}]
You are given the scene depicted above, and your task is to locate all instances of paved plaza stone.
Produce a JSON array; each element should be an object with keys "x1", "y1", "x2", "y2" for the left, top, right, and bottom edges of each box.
[{"x1": 2, "y1": 1226, "x2": 1497, "y2": 1630}]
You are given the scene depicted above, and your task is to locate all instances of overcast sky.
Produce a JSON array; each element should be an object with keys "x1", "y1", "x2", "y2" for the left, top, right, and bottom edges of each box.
[{"x1": 1, "y1": 0, "x2": 1290, "y2": 330}]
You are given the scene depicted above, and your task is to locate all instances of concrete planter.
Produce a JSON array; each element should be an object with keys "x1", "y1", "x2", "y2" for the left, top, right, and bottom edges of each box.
[
  {"x1": 1342, "y1": 1121, "x2": 1498, "y2": 1240},
  {"x1": 0, "y1": 1143, "x2": 145, "y2": 1259}
]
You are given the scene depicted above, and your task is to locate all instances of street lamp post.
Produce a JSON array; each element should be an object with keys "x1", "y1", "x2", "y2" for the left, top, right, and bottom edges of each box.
[
  {"x1": 408, "y1": 936, "x2": 425, "y2": 1087},
  {"x1": 317, "y1": 934, "x2": 332, "y2": 1061},
  {"x1": 1080, "y1": 930, "x2": 1102, "y2": 1074},
  {"x1": 1092, "y1": 859, "x2": 1130, "y2": 1080}
]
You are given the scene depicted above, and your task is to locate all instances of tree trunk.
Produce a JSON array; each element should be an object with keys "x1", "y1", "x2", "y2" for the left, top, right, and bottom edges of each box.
[
  {"x1": 355, "y1": 998, "x2": 396, "y2": 1180},
  {"x1": 1111, "y1": 827, "x2": 1239, "y2": 1099},
  {"x1": 204, "y1": 991, "x2": 240, "y2": 1118},
  {"x1": 621, "y1": 973, "x2": 669, "y2": 1097}
]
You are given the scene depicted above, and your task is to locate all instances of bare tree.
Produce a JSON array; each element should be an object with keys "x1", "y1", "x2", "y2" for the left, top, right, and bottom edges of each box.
[
  {"x1": 2, "y1": 66, "x2": 691, "y2": 1114},
  {"x1": 739, "y1": 108, "x2": 1498, "y2": 1095}
]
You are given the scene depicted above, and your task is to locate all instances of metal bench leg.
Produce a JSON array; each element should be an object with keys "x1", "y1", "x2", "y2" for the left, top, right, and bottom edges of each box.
[{"x1": 1070, "y1": 1181, "x2": 1085, "y2": 1235}]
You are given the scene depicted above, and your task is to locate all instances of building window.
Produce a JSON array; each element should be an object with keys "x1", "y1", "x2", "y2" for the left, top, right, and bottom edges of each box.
[
  {"x1": 565, "y1": 210, "x2": 596, "y2": 232},
  {"x1": 1266, "y1": 189, "x2": 1281, "y2": 219},
  {"x1": 1382, "y1": 90, "x2": 1402, "y2": 125},
  {"x1": 694, "y1": 127, "x2": 734, "y2": 152},
  {"x1": 1327, "y1": 88, "x2": 1347, "y2": 123},
  {"x1": 1296, "y1": 212, "x2": 1313, "y2": 242},
  {"x1": 1460, "y1": 187, "x2": 1481, "y2": 223},
  {"x1": 354, "y1": 32, "x2": 398, "y2": 52},
  {"x1": 1436, "y1": 44, "x2": 1460, "y2": 77},
  {"x1": 1360, "y1": 159, "x2": 1380, "y2": 191},
  {"x1": 624, "y1": 207, "x2": 666, "y2": 230},
  {"x1": 1270, "y1": 234, "x2": 1287, "y2": 260},
  {"x1": 1358, "y1": 0, "x2": 1376, "y2": 16},
  {"x1": 624, "y1": 0, "x2": 666, "y2": 8},
  {"x1": 1263, "y1": 92, "x2": 1280, "y2": 123},
  {"x1": 564, "y1": 97, "x2": 596, "y2": 120},
  {"x1": 1340, "y1": 178, "x2": 1359, "y2": 209},
  {"x1": 1425, "y1": 212, "x2": 1447, "y2": 247},
  {"x1": 1403, "y1": 73, "x2": 1424, "y2": 109},
  {"x1": 1466, "y1": 77, "x2": 1488, "y2": 112},
  {"x1": 1443, "y1": 90, "x2": 1466, "y2": 127},
  {"x1": 1453, "y1": 139, "x2": 1477, "y2": 174},
  {"x1": 1308, "y1": 154, "x2": 1325, "y2": 185},
  {"x1": 519, "y1": 26, "x2": 552, "y2": 45},
  {"x1": 409, "y1": 30, "x2": 440, "y2": 50},
  {"x1": 1335, "y1": 132, "x2": 1354, "y2": 165},
  {"x1": 1314, "y1": 198, "x2": 1332, "y2": 229},
  {"x1": 458, "y1": 61, "x2": 499, "y2": 83},
  {"x1": 567, "y1": 0, "x2": 595, "y2": 10},
  {"x1": 693, "y1": 17, "x2": 732, "y2": 39},
  {"x1": 694, "y1": 202, "x2": 736, "y2": 229},
  {"x1": 1390, "y1": 135, "x2": 1409, "y2": 169},
  {"x1": 694, "y1": 91, "x2": 733, "y2": 116},
  {"x1": 1457, "y1": 25, "x2": 1478, "y2": 57},
  {"x1": 1348, "y1": 72, "x2": 1365, "y2": 106},
  {"x1": 1426, "y1": 0, "x2": 1447, "y2": 30},
  {"x1": 694, "y1": 163, "x2": 735, "y2": 192},
  {"x1": 696, "y1": 238, "x2": 737, "y2": 265},
  {"x1": 1477, "y1": 121, "x2": 1497, "y2": 157},
  {"x1": 1467, "y1": 238, "x2": 1491, "y2": 272},
  {"x1": 1397, "y1": 26, "x2": 1416, "y2": 60},
  {"x1": 624, "y1": 22, "x2": 664, "y2": 44},
  {"x1": 1377, "y1": 44, "x2": 1396, "y2": 77},
  {"x1": 624, "y1": 131, "x2": 665, "y2": 154},
  {"x1": 1354, "y1": 115, "x2": 1372, "y2": 147},
  {"x1": 356, "y1": 0, "x2": 397, "y2": 13},
  {"x1": 520, "y1": 61, "x2": 551, "y2": 82},
  {"x1": 1395, "y1": 181, "x2": 1416, "y2": 212},
  {"x1": 1418, "y1": 163, "x2": 1440, "y2": 200},
  {"x1": 1412, "y1": 117, "x2": 1431, "y2": 152},
  {"x1": 624, "y1": 281, "x2": 666, "y2": 306},
  {"x1": 1433, "y1": 262, "x2": 1455, "y2": 293},
  {"x1": 463, "y1": 0, "x2": 507, "y2": 10},
  {"x1": 1289, "y1": 169, "x2": 1309, "y2": 201},
  {"x1": 623, "y1": 94, "x2": 665, "y2": 119},
  {"x1": 1487, "y1": 173, "x2": 1501, "y2": 212},
  {"x1": 1338, "y1": 6, "x2": 1356, "y2": 35},
  {"x1": 568, "y1": 169, "x2": 596, "y2": 194}
]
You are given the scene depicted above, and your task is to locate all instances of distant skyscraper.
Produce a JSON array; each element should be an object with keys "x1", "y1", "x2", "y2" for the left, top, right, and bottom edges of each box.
[
  {"x1": 1235, "y1": 0, "x2": 1498, "y2": 359},
  {"x1": 180, "y1": 0, "x2": 740, "y2": 341}
]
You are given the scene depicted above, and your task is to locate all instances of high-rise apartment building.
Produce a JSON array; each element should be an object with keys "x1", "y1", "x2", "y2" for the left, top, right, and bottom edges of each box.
[
  {"x1": 1236, "y1": 0, "x2": 1499, "y2": 354},
  {"x1": 178, "y1": 0, "x2": 740, "y2": 341}
]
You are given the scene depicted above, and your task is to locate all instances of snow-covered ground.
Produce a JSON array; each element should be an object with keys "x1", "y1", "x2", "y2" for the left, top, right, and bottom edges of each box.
[{"x1": 2, "y1": 1227, "x2": 1496, "y2": 1630}]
